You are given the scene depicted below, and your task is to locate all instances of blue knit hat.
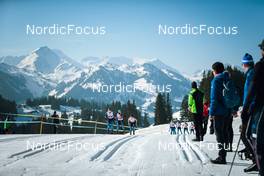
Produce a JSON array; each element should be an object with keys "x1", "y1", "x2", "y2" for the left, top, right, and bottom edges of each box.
[{"x1": 242, "y1": 53, "x2": 254, "y2": 64}]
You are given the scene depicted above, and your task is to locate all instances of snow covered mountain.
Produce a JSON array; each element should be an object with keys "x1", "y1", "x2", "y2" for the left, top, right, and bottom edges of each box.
[
  {"x1": 0, "y1": 55, "x2": 25, "y2": 66},
  {"x1": 17, "y1": 46, "x2": 63, "y2": 74},
  {"x1": 183, "y1": 69, "x2": 206, "y2": 82},
  {"x1": 0, "y1": 46, "x2": 191, "y2": 113},
  {"x1": 0, "y1": 63, "x2": 54, "y2": 102},
  {"x1": 16, "y1": 46, "x2": 83, "y2": 83}
]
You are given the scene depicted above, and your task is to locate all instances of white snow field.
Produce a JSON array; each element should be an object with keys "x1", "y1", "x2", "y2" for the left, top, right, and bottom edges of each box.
[{"x1": 0, "y1": 118, "x2": 258, "y2": 176}]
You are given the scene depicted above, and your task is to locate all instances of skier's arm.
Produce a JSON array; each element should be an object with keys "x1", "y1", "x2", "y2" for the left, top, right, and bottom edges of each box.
[
  {"x1": 241, "y1": 65, "x2": 258, "y2": 123},
  {"x1": 209, "y1": 79, "x2": 219, "y2": 116}
]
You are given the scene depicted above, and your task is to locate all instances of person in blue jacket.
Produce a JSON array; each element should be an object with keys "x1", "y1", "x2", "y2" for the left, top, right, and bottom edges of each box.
[
  {"x1": 209, "y1": 62, "x2": 229, "y2": 164},
  {"x1": 240, "y1": 53, "x2": 257, "y2": 172}
]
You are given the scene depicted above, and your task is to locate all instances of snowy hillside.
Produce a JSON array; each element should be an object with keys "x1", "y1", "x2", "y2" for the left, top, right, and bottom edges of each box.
[
  {"x1": 0, "y1": 63, "x2": 54, "y2": 101},
  {"x1": 183, "y1": 69, "x2": 206, "y2": 82},
  {"x1": 0, "y1": 117, "x2": 256, "y2": 176},
  {"x1": 0, "y1": 46, "x2": 191, "y2": 113}
]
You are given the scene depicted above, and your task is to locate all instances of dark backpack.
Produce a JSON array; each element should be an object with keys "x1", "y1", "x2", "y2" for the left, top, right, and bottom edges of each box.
[{"x1": 223, "y1": 79, "x2": 240, "y2": 109}]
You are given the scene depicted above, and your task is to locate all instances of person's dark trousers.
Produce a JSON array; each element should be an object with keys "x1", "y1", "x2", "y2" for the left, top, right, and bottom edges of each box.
[
  {"x1": 259, "y1": 153, "x2": 264, "y2": 176},
  {"x1": 177, "y1": 128, "x2": 182, "y2": 134},
  {"x1": 53, "y1": 125, "x2": 57, "y2": 134},
  {"x1": 53, "y1": 119, "x2": 59, "y2": 134},
  {"x1": 241, "y1": 120, "x2": 255, "y2": 162},
  {"x1": 170, "y1": 127, "x2": 176, "y2": 135},
  {"x1": 257, "y1": 105, "x2": 264, "y2": 176},
  {"x1": 193, "y1": 113, "x2": 203, "y2": 140},
  {"x1": 251, "y1": 137, "x2": 260, "y2": 171},
  {"x1": 53, "y1": 123, "x2": 58, "y2": 134},
  {"x1": 209, "y1": 119, "x2": 214, "y2": 134},
  {"x1": 214, "y1": 115, "x2": 229, "y2": 160},
  {"x1": 226, "y1": 113, "x2": 234, "y2": 151},
  {"x1": 129, "y1": 123, "x2": 136, "y2": 135},
  {"x1": 190, "y1": 129, "x2": 195, "y2": 134},
  {"x1": 202, "y1": 116, "x2": 209, "y2": 136}
]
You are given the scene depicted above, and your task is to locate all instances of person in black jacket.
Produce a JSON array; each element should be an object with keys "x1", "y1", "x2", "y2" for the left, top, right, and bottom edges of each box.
[
  {"x1": 256, "y1": 40, "x2": 264, "y2": 176},
  {"x1": 242, "y1": 39, "x2": 264, "y2": 175},
  {"x1": 52, "y1": 111, "x2": 59, "y2": 134}
]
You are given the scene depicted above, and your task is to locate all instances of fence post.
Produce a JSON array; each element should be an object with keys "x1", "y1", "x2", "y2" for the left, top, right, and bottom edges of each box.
[
  {"x1": 94, "y1": 120, "x2": 97, "y2": 134},
  {"x1": 39, "y1": 116, "x2": 43, "y2": 134}
]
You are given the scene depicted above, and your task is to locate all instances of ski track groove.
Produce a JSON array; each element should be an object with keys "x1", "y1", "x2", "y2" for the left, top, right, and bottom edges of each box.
[
  {"x1": 184, "y1": 135, "x2": 214, "y2": 176},
  {"x1": 2, "y1": 135, "x2": 91, "y2": 167},
  {"x1": 103, "y1": 136, "x2": 138, "y2": 161},
  {"x1": 183, "y1": 134, "x2": 203, "y2": 163},
  {"x1": 192, "y1": 142, "x2": 211, "y2": 160},
  {"x1": 90, "y1": 136, "x2": 132, "y2": 161},
  {"x1": 176, "y1": 135, "x2": 190, "y2": 162},
  {"x1": 185, "y1": 135, "x2": 210, "y2": 164},
  {"x1": 0, "y1": 135, "x2": 40, "y2": 143},
  {"x1": 10, "y1": 135, "x2": 88, "y2": 158},
  {"x1": 135, "y1": 162, "x2": 144, "y2": 176}
]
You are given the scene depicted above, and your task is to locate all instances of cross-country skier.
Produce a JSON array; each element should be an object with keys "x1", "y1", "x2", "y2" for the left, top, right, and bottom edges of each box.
[
  {"x1": 183, "y1": 122, "x2": 189, "y2": 134},
  {"x1": 190, "y1": 122, "x2": 195, "y2": 134},
  {"x1": 176, "y1": 121, "x2": 182, "y2": 135},
  {"x1": 105, "y1": 109, "x2": 115, "y2": 134},
  {"x1": 169, "y1": 121, "x2": 176, "y2": 135},
  {"x1": 116, "y1": 110, "x2": 124, "y2": 133},
  {"x1": 128, "y1": 115, "x2": 137, "y2": 135}
]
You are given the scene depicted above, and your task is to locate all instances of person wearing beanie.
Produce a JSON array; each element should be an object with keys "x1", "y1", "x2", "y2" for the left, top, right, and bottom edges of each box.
[
  {"x1": 258, "y1": 39, "x2": 264, "y2": 52},
  {"x1": 188, "y1": 81, "x2": 204, "y2": 141},
  {"x1": 240, "y1": 53, "x2": 257, "y2": 172},
  {"x1": 242, "y1": 40, "x2": 264, "y2": 175}
]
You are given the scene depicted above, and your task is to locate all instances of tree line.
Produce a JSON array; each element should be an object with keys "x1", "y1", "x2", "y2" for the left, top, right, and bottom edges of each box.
[
  {"x1": 26, "y1": 96, "x2": 150, "y2": 127},
  {"x1": 0, "y1": 95, "x2": 17, "y2": 114}
]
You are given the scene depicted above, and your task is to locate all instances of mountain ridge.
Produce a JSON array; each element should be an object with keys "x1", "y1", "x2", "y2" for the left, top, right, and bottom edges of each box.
[{"x1": 0, "y1": 46, "x2": 192, "y2": 116}]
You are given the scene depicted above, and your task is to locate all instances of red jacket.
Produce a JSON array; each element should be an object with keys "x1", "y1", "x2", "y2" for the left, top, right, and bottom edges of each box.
[{"x1": 203, "y1": 104, "x2": 209, "y2": 117}]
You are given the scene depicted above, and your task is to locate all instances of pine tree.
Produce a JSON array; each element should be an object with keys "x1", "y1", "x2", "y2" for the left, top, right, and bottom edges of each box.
[
  {"x1": 165, "y1": 93, "x2": 173, "y2": 122},
  {"x1": 0, "y1": 95, "x2": 17, "y2": 114},
  {"x1": 143, "y1": 113, "x2": 150, "y2": 127},
  {"x1": 154, "y1": 93, "x2": 167, "y2": 125},
  {"x1": 180, "y1": 95, "x2": 192, "y2": 121}
]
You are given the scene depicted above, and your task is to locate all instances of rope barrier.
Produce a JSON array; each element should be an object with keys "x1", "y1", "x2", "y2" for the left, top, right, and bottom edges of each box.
[
  {"x1": 0, "y1": 121, "x2": 41, "y2": 124},
  {"x1": 0, "y1": 112, "x2": 131, "y2": 129},
  {"x1": 0, "y1": 113, "x2": 137, "y2": 133},
  {"x1": 41, "y1": 122, "x2": 95, "y2": 129}
]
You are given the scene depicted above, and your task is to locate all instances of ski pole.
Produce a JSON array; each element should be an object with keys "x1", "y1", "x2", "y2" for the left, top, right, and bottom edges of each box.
[{"x1": 227, "y1": 134, "x2": 242, "y2": 176}]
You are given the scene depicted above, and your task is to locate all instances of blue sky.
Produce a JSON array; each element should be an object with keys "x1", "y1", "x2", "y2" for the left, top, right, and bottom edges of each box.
[{"x1": 0, "y1": 0, "x2": 263, "y2": 74}]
